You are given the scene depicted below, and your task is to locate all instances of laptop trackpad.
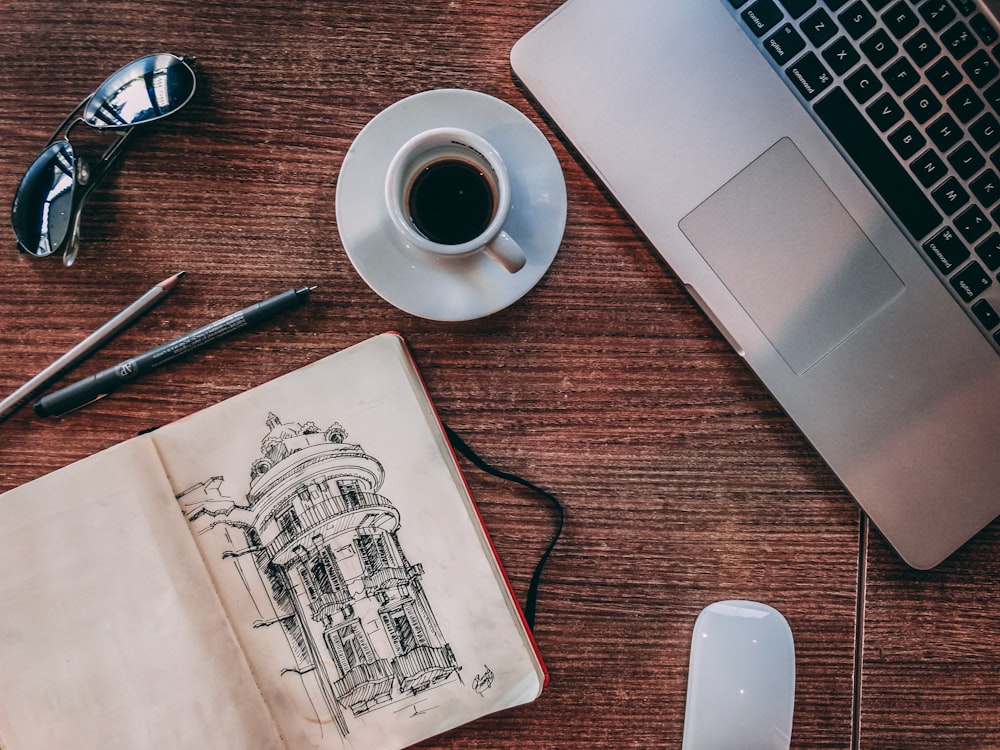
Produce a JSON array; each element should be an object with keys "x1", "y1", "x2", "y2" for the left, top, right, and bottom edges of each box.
[{"x1": 679, "y1": 138, "x2": 903, "y2": 374}]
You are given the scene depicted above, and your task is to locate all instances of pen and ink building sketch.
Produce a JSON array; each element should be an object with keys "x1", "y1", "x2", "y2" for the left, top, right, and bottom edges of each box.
[{"x1": 178, "y1": 413, "x2": 461, "y2": 738}]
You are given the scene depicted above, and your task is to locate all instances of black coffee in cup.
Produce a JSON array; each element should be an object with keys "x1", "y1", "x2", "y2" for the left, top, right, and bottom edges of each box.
[{"x1": 407, "y1": 159, "x2": 496, "y2": 246}]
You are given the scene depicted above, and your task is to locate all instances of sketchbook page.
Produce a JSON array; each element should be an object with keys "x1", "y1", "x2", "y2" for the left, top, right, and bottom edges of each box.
[
  {"x1": 0, "y1": 437, "x2": 285, "y2": 750},
  {"x1": 150, "y1": 333, "x2": 544, "y2": 750}
]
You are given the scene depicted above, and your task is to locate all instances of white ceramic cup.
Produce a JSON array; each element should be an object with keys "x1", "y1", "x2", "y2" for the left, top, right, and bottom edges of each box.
[{"x1": 384, "y1": 127, "x2": 527, "y2": 273}]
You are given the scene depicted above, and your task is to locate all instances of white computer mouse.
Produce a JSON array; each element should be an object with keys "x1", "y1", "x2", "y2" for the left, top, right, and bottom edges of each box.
[{"x1": 682, "y1": 600, "x2": 796, "y2": 750}]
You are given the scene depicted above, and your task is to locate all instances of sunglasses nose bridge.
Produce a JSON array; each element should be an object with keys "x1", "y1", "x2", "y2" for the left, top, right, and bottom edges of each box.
[{"x1": 61, "y1": 210, "x2": 84, "y2": 267}]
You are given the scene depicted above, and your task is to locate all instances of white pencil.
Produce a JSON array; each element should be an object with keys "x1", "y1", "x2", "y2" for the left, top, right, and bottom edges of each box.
[{"x1": 0, "y1": 271, "x2": 185, "y2": 423}]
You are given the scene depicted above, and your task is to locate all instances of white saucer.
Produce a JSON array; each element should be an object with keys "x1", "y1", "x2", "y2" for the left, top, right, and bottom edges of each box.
[{"x1": 335, "y1": 89, "x2": 567, "y2": 321}]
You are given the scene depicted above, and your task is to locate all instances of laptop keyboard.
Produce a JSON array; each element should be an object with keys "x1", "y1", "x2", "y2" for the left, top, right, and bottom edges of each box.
[{"x1": 728, "y1": 0, "x2": 1000, "y2": 351}]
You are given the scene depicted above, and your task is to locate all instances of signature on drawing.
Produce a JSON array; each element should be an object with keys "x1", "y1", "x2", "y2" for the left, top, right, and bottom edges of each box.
[{"x1": 472, "y1": 665, "x2": 494, "y2": 696}]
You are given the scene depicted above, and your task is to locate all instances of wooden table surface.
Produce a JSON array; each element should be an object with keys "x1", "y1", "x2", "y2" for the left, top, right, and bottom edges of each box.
[{"x1": 1, "y1": 1, "x2": 999, "y2": 748}]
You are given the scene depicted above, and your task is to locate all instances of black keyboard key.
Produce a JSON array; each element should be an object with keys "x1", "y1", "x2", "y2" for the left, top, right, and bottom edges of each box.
[
  {"x1": 975, "y1": 232, "x2": 1000, "y2": 269},
  {"x1": 778, "y1": 0, "x2": 816, "y2": 19},
  {"x1": 951, "y1": 261, "x2": 992, "y2": 299},
  {"x1": 786, "y1": 52, "x2": 834, "y2": 100},
  {"x1": 813, "y1": 87, "x2": 942, "y2": 239},
  {"x1": 947, "y1": 84, "x2": 986, "y2": 122},
  {"x1": 904, "y1": 28, "x2": 943, "y2": 67},
  {"x1": 861, "y1": 28, "x2": 898, "y2": 68},
  {"x1": 867, "y1": 92, "x2": 905, "y2": 131},
  {"x1": 984, "y1": 79, "x2": 1000, "y2": 112},
  {"x1": 885, "y1": 58, "x2": 920, "y2": 95},
  {"x1": 904, "y1": 84, "x2": 943, "y2": 123},
  {"x1": 948, "y1": 141, "x2": 987, "y2": 178},
  {"x1": 801, "y1": 7, "x2": 838, "y2": 46},
  {"x1": 971, "y1": 168, "x2": 1000, "y2": 206},
  {"x1": 953, "y1": 0, "x2": 976, "y2": 15},
  {"x1": 927, "y1": 57, "x2": 962, "y2": 94},
  {"x1": 919, "y1": 0, "x2": 957, "y2": 32},
  {"x1": 927, "y1": 112, "x2": 963, "y2": 150},
  {"x1": 913, "y1": 149, "x2": 949, "y2": 186},
  {"x1": 889, "y1": 121, "x2": 927, "y2": 158},
  {"x1": 955, "y1": 204, "x2": 990, "y2": 242},
  {"x1": 839, "y1": 1, "x2": 877, "y2": 39},
  {"x1": 766, "y1": 24, "x2": 807, "y2": 64},
  {"x1": 823, "y1": 35, "x2": 862, "y2": 74},
  {"x1": 970, "y1": 13, "x2": 1000, "y2": 44},
  {"x1": 962, "y1": 50, "x2": 999, "y2": 87},
  {"x1": 743, "y1": 0, "x2": 783, "y2": 37},
  {"x1": 969, "y1": 112, "x2": 1000, "y2": 150},
  {"x1": 923, "y1": 226, "x2": 970, "y2": 272},
  {"x1": 942, "y1": 21, "x2": 978, "y2": 59},
  {"x1": 846, "y1": 64, "x2": 882, "y2": 103},
  {"x1": 883, "y1": 1, "x2": 920, "y2": 38},
  {"x1": 972, "y1": 298, "x2": 1000, "y2": 328},
  {"x1": 932, "y1": 176, "x2": 971, "y2": 213}
]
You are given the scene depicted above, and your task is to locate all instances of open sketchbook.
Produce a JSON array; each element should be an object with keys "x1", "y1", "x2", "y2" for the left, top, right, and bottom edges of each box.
[{"x1": 0, "y1": 333, "x2": 546, "y2": 750}]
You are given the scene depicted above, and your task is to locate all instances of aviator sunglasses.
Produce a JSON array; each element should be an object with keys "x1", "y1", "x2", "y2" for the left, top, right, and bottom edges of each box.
[{"x1": 11, "y1": 53, "x2": 197, "y2": 266}]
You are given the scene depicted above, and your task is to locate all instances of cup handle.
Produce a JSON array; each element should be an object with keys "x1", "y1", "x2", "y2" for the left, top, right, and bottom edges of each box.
[{"x1": 485, "y1": 230, "x2": 527, "y2": 273}]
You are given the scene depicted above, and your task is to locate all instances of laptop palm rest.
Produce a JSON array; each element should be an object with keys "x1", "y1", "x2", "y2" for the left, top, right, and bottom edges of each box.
[{"x1": 680, "y1": 138, "x2": 904, "y2": 374}]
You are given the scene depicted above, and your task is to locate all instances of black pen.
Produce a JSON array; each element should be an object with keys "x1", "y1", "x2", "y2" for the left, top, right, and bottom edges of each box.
[{"x1": 34, "y1": 286, "x2": 314, "y2": 418}]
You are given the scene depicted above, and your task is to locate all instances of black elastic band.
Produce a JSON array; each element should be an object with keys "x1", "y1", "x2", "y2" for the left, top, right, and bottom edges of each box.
[{"x1": 444, "y1": 425, "x2": 564, "y2": 631}]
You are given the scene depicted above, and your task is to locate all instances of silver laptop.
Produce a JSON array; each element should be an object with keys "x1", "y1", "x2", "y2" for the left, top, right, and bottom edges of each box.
[{"x1": 512, "y1": 0, "x2": 1000, "y2": 569}]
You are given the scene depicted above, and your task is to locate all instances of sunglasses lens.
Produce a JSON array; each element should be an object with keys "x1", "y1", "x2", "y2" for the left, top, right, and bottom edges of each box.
[
  {"x1": 82, "y1": 53, "x2": 196, "y2": 129},
  {"x1": 12, "y1": 140, "x2": 77, "y2": 258}
]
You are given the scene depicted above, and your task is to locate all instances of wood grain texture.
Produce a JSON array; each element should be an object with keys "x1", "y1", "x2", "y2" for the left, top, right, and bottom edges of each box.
[{"x1": 0, "y1": 1, "x2": 997, "y2": 747}]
